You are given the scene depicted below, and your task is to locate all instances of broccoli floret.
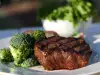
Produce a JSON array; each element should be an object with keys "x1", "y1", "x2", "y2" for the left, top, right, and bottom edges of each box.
[
  {"x1": 24, "y1": 30, "x2": 46, "y2": 41},
  {"x1": 9, "y1": 33, "x2": 35, "y2": 66},
  {"x1": 21, "y1": 57, "x2": 37, "y2": 68},
  {"x1": 14, "y1": 60, "x2": 21, "y2": 67},
  {"x1": 0, "y1": 48, "x2": 13, "y2": 63},
  {"x1": 32, "y1": 30, "x2": 46, "y2": 41}
]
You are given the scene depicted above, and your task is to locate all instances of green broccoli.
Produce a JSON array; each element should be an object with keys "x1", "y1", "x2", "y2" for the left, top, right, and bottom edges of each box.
[
  {"x1": 9, "y1": 33, "x2": 35, "y2": 66},
  {"x1": 24, "y1": 30, "x2": 46, "y2": 41},
  {"x1": 32, "y1": 30, "x2": 46, "y2": 41},
  {"x1": 21, "y1": 57, "x2": 37, "y2": 68},
  {"x1": 0, "y1": 48, "x2": 13, "y2": 63}
]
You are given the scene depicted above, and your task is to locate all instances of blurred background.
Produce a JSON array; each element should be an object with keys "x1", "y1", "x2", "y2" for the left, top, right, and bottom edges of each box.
[
  {"x1": 0, "y1": 0, "x2": 99, "y2": 29},
  {"x1": 0, "y1": 0, "x2": 99, "y2": 39},
  {"x1": 0, "y1": 0, "x2": 38, "y2": 29}
]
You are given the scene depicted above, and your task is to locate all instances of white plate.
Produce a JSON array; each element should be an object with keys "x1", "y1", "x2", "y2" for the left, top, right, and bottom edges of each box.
[{"x1": 0, "y1": 25, "x2": 100, "y2": 75}]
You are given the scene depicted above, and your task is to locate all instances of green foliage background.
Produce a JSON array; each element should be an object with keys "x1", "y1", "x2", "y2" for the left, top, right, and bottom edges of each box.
[{"x1": 37, "y1": 0, "x2": 93, "y2": 27}]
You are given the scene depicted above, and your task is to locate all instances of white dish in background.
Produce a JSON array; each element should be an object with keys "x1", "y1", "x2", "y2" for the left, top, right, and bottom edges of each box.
[
  {"x1": 43, "y1": 20, "x2": 75, "y2": 37},
  {"x1": 42, "y1": 18, "x2": 92, "y2": 37}
]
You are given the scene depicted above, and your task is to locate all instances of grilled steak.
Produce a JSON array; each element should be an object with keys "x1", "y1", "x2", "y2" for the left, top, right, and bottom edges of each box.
[{"x1": 34, "y1": 36, "x2": 92, "y2": 70}]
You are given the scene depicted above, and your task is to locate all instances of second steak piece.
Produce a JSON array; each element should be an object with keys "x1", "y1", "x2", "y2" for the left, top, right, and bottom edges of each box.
[{"x1": 34, "y1": 36, "x2": 92, "y2": 70}]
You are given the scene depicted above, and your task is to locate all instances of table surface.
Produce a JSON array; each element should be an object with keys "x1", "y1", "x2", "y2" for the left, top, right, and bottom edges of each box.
[{"x1": 0, "y1": 23, "x2": 99, "y2": 39}]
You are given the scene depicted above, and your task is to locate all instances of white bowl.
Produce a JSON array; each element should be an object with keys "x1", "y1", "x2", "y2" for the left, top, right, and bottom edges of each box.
[
  {"x1": 42, "y1": 20, "x2": 75, "y2": 37},
  {"x1": 42, "y1": 18, "x2": 92, "y2": 37}
]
